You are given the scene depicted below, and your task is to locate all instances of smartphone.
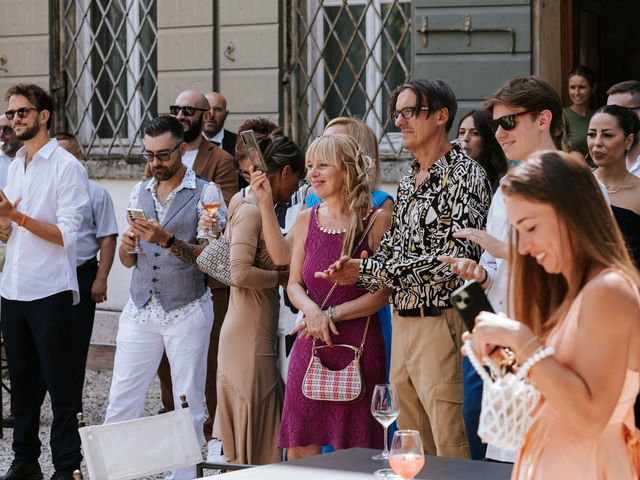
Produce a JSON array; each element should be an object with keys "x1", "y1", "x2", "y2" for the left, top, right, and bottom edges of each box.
[
  {"x1": 126, "y1": 208, "x2": 148, "y2": 223},
  {"x1": 450, "y1": 281, "x2": 494, "y2": 331},
  {"x1": 239, "y1": 129, "x2": 268, "y2": 172}
]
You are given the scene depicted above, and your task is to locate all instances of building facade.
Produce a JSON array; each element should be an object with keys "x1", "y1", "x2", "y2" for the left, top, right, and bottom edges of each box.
[{"x1": 1, "y1": 0, "x2": 638, "y2": 309}]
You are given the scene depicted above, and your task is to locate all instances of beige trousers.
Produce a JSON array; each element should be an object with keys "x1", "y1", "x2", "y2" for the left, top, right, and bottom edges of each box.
[{"x1": 390, "y1": 309, "x2": 469, "y2": 458}]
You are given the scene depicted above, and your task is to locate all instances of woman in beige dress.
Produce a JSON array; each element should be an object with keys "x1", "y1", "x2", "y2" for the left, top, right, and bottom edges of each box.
[{"x1": 214, "y1": 132, "x2": 305, "y2": 465}]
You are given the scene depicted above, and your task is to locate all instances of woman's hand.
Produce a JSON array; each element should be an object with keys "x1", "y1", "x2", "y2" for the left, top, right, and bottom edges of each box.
[
  {"x1": 250, "y1": 169, "x2": 274, "y2": 208},
  {"x1": 294, "y1": 305, "x2": 339, "y2": 346},
  {"x1": 464, "y1": 311, "x2": 539, "y2": 362},
  {"x1": 453, "y1": 228, "x2": 508, "y2": 260}
]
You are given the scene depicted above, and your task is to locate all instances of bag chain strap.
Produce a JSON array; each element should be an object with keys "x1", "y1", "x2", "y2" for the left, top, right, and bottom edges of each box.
[{"x1": 311, "y1": 208, "x2": 383, "y2": 355}]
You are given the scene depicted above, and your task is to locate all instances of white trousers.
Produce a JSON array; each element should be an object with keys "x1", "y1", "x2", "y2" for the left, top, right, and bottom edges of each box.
[{"x1": 105, "y1": 298, "x2": 213, "y2": 480}]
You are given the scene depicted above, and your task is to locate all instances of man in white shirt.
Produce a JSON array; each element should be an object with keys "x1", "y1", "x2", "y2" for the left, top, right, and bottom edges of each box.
[
  {"x1": 105, "y1": 115, "x2": 227, "y2": 480},
  {"x1": 0, "y1": 84, "x2": 89, "y2": 480},
  {"x1": 606, "y1": 80, "x2": 640, "y2": 177}
]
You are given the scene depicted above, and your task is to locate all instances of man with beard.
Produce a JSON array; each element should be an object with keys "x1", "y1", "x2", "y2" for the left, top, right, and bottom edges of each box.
[
  {"x1": 104, "y1": 115, "x2": 227, "y2": 480},
  {"x1": 0, "y1": 84, "x2": 89, "y2": 480},
  {"x1": 0, "y1": 114, "x2": 21, "y2": 188},
  {"x1": 203, "y1": 91, "x2": 237, "y2": 156},
  {"x1": 160, "y1": 90, "x2": 237, "y2": 452},
  {"x1": 169, "y1": 89, "x2": 237, "y2": 204}
]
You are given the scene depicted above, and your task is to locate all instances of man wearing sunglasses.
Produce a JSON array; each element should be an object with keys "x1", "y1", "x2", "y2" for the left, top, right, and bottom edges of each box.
[
  {"x1": 0, "y1": 84, "x2": 89, "y2": 480},
  {"x1": 105, "y1": 115, "x2": 227, "y2": 480},
  {"x1": 318, "y1": 79, "x2": 492, "y2": 459},
  {"x1": 169, "y1": 89, "x2": 237, "y2": 204},
  {"x1": 163, "y1": 90, "x2": 238, "y2": 451},
  {"x1": 607, "y1": 80, "x2": 640, "y2": 177}
]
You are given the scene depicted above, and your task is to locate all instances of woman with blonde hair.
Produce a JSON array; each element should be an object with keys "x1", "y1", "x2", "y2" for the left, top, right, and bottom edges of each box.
[
  {"x1": 306, "y1": 117, "x2": 393, "y2": 212},
  {"x1": 278, "y1": 133, "x2": 391, "y2": 459},
  {"x1": 466, "y1": 151, "x2": 640, "y2": 479}
]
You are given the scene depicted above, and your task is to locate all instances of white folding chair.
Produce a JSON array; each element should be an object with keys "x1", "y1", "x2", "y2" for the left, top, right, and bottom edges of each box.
[{"x1": 77, "y1": 396, "x2": 202, "y2": 480}]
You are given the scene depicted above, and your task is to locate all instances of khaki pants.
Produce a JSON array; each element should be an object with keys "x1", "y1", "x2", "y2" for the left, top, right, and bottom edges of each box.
[{"x1": 390, "y1": 309, "x2": 469, "y2": 458}]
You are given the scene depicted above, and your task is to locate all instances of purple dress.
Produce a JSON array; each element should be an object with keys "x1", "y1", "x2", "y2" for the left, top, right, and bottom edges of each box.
[{"x1": 279, "y1": 206, "x2": 385, "y2": 450}]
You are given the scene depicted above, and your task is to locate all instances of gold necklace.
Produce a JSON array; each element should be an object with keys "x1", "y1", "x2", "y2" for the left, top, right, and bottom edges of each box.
[{"x1": 598, "y1": 171, "x2": 630, "y2": 194}]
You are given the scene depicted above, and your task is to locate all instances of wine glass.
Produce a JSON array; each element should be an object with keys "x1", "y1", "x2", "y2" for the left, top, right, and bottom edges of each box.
[
  {"x1": 370, "y1": 383, "x2": 400, "y2": 460},
  {"x1": 198, "y1": 185, "x2": 223, "y2": 239},
  {"x1": 389, "y1": 430, "x2": 425, "y2": 480}
]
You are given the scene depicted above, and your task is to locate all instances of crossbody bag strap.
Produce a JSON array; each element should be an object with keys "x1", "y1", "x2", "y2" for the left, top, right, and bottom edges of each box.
[
  {"x1": 318, "y1": 208, "x2": 384, "y2": 309},
  {"x1": 313, "y1": 208, "x2": 383, "y2": 353}
]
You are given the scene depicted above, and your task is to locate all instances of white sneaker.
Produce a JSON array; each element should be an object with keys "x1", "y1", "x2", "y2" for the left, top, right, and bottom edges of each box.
[{"x1": 206, "y1": 439, "x2": 228, "y2": 464}]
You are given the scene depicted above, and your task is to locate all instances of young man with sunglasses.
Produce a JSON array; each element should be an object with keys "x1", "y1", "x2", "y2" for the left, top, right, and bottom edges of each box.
[
  {"x1": 105, "y1": 115, "x2": 227, "y2": 480},
  {"x1": 441, "y1": 76, "x2": 611, "y2": 462},
  {"x1": 0, "y1": 84, "x2": 89, "y2": 480},
  {"x1": 318, "y1": 79, "x2": 491, "y2": 458},
  {"x1": 163, "y1": 90, "x2": 238, "y2": 454}
]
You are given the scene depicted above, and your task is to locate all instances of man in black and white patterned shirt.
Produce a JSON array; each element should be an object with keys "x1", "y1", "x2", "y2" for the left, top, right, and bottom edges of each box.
[{"x1": 318, "y1": 79, "x2": 491, "y2": 458}]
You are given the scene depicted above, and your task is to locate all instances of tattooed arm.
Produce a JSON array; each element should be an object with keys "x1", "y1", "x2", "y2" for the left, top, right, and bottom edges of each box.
[
  {"x1": 165, "y1": 237, "x2": 209, "y2": 267},
  {"x1": 130, "y1": 218, "x2": 209, "y2": 267}
]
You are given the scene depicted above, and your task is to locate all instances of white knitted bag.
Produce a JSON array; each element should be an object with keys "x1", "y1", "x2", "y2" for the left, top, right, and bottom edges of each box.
[{"x1": 463, "y1": 340, "x2": 551, "y2": 451}]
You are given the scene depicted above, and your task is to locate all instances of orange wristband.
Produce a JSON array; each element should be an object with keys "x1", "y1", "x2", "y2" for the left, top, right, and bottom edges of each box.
[{"x1": 18, "y1": 214, "x2": 27, "y2": 227}]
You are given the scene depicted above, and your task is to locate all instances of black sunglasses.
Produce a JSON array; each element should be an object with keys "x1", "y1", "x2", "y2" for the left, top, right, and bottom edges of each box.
[
  {"x1": 169, "y1": 105, "x2": 208, "y2": 116},
  {"x1": 493, "y1": 111, "x2": 538, "y2": 131},
  {"x1": 141, "y1": 142, "x2": 182, "y2": 163},
  {"x1": 0, "y1": 126, "x2": 13, "y2": 135},
  {"x1": 5, "y1": 107, "x2": 38, "y2": 121}
]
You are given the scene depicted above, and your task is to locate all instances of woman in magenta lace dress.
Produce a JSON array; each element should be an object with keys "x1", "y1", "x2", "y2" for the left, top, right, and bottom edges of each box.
[{"x1": 279, "y1": 134, "x2": 392, "y2": 459}]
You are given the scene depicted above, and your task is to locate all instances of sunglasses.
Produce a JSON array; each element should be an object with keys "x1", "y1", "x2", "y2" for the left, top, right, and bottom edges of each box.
[
  {"x1": 0, "y1": 126, "x2": 13, "y2": 135},
  {"x1": 4, "y1": 107, "x2": 38, "y2": 121},
  {"x1": 493, "y1": 111, "x2": 538, "y2": 131},
  {"x1": 169, "y1": 105, "x2": 208, "y2": 116},
  {"x1": 141, "y1": 142, "x2": 181, "y2": 163}
]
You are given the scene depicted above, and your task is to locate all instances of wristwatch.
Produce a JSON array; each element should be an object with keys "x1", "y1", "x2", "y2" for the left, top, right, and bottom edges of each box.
[{"x1": 326, "y1": 306, "x2": 340, "y2": 326}]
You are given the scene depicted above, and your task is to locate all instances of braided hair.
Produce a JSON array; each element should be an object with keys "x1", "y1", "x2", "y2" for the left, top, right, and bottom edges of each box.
[{"x1": 306, "y1": 133, "x2": 373, "y2": 256}]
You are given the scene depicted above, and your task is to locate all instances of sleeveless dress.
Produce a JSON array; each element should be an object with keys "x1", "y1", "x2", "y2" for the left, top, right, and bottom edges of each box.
[
  {"x1": 306, "y1": 189, "x2": 394, "y2": 377},
  {"x1": 278, "y1": 206, "x2": 386, "y2": 450},
  {"x1": 512, "y1": 273, "x2": 640, "y2": 479}
]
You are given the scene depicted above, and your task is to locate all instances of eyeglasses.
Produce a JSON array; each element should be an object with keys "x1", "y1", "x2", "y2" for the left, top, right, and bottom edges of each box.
[
  {"x1": 4, "y1": 107, "x2": 38, "y2": 121},
  {"x1": 389, "y1": 106, "x2": 430, "y2": 122},
  {"x1": 629, "y1": 106, "x2": 640, "y2": 112},
  {"x1": 0, "y1": 126, "x2": 13, "y2": 135},
  {"x1": 493, "y1": 111, "x2": 538, "y2": 131},
  {"x1": 169, "y1": 105, "x2": 208, "y2": 116},
  {"x1": 141, "y1": 142, "x2": 181, "y2": 163}
]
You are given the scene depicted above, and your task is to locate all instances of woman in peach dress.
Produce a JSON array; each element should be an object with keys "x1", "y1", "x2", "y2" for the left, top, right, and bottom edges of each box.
[{"x1": 466, "y1": 151, "x2": 640, "y2": 479}]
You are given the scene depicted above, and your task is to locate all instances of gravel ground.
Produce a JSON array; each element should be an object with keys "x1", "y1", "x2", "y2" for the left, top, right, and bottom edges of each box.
[{"x1": 0, "y1": 369, "x2": 184, "y2": 479}]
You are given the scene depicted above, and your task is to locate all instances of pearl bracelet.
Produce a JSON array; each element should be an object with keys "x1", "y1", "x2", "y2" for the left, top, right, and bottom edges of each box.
[{"x1": 518, "y1": 346, "x2": 555, "y2": 378}]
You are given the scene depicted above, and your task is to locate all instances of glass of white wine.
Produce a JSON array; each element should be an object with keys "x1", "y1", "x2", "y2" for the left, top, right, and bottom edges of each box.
[{"x1": 371, "y1": 383, "x2": 400, "y2": 460}]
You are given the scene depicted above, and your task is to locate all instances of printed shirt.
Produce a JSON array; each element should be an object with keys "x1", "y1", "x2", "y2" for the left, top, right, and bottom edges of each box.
[
  {"x1": 122, "y1": 168, "x2": 227, "y2": 325},
  {"x1": 357, "y1": 142, "x2": 491, "y2": 310}
]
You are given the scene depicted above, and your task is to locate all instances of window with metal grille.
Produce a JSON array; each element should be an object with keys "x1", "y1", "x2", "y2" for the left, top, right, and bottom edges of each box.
[
  {"x1": 287, "y1": 0, "x2": 411, "y2": 156},
  {"x1": 60, "y1": 0, "x2": 157, "y2": 157}
]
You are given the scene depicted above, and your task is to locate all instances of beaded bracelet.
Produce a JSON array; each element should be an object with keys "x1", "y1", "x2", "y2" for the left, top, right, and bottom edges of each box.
[{"x1": 518, "y1": 346, "x2": 555, "y2": 379}]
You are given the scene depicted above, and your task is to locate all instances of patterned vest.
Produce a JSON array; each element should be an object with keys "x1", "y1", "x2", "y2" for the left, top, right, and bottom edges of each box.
[{"x1": 130, "y1": 177, "x2": 207, "y2": 311}]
